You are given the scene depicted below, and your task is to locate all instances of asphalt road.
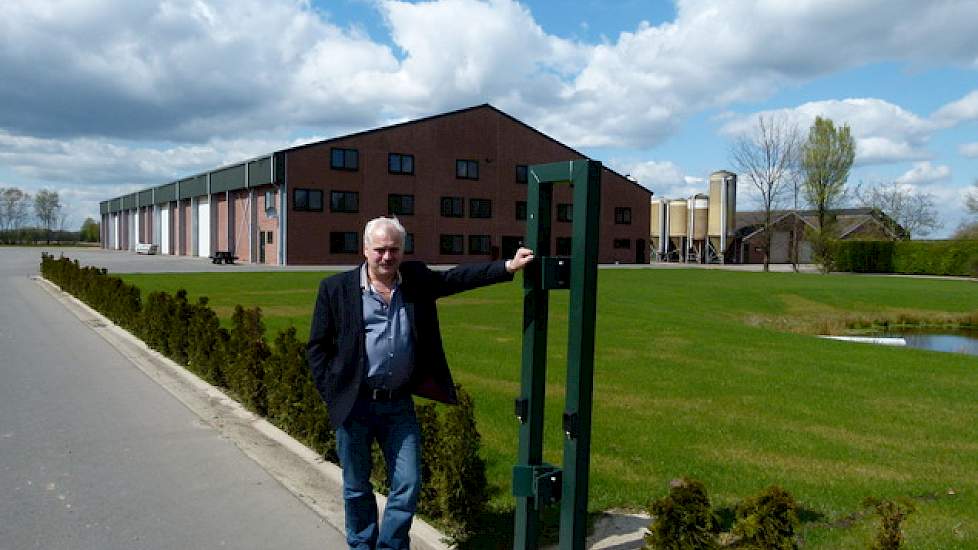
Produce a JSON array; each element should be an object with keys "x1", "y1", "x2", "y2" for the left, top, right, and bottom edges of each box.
[{"x1": 0, "y1": 247, "x2": 346, "y2": 550}]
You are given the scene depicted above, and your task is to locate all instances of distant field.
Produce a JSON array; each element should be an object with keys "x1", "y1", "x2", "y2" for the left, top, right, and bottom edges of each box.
[{"x1": 120, "y1": 269, "x2": 978, "y2": 548}]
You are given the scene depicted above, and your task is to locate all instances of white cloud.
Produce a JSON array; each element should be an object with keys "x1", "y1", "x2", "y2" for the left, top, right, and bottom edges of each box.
[
  {"x1": 959, "y1": 142, "x2": 978, "y2": 158},
  {"x1": 613, "y1": 159, "x2": 708, "y2": 198},
  {"x1": 721, "y1": 98, "x2": 936, "y2": 165},
  {"x1": 932, "y1": 90, "x2": 978, "y2": 125},
  {"x1": 894, "y1": 161, "x2": 952, "y2": 186}
]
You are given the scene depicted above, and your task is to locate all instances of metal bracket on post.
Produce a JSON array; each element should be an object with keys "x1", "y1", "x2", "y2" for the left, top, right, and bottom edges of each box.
[{"x1": 513, "y1": 160, "x2": 601, "y2": 550}]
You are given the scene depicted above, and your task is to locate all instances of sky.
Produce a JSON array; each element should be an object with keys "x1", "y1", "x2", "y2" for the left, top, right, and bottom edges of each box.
[{"x1": 1, "y1": 0, "x2": 976, "y2": 237}]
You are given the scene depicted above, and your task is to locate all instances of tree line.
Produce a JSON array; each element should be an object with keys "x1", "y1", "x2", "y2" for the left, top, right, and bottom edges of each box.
[
  {"x1": 0, "y1": 186, "x2": 100, "y2": 244},
  {"x1": 728, "y1": 114, "x2": 963, "y2": 273}
]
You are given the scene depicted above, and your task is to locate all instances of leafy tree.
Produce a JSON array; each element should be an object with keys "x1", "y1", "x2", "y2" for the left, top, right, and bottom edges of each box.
[
  {"x1": 80, "y1": 217, "x2": 100, "y2": 242},
  {"x1": 729, "y1": 113, "x2": 801, "y2": 271},
  {"x1": 33, "y1": 189, "x2": 62, "y2": 244},
  {"x1": 800, "y1": 116, "x2": 855, "y2": 271},
  {"x1": 856, "y1": 181, "x2": 940, "y2": 238}
]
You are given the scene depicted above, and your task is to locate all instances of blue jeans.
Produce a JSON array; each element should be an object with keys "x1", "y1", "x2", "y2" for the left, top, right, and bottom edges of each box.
[{"x1": 336, "y1": 395, "x2": 421, "y2": 550}]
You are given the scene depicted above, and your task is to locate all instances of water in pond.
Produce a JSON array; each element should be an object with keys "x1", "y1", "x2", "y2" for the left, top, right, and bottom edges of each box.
[{"x1": 879, "y1": 329, "x2": 978, "y2": 357}]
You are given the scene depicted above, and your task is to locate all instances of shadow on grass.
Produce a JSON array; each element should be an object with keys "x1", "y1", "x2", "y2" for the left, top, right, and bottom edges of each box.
[{"x1": 457, "y1": 506, "x2": 610, "y2": 549}]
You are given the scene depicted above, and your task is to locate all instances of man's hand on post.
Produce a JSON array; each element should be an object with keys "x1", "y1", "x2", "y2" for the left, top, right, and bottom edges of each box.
[{"x1": 505, "y1": 247, "x2": 535, "y2": 273}]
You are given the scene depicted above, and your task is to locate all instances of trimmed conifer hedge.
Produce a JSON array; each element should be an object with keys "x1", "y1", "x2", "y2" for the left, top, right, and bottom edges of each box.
[
  {"x1": 832, "y1": 240, "x2": 978, "y2": 276},
  {"x1": 39, "y1": 253, "x2": 488, "y2": 539}
]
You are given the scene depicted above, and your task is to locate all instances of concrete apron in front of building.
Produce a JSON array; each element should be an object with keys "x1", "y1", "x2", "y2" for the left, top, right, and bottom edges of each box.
[{"x1": 33, "y1": 275, "x2": 450, "y2": 550}]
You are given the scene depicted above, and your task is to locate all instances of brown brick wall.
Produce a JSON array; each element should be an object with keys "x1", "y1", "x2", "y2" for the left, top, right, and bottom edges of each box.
[
  {"x1": 256, "y1": 185, "x2": 280, "y2": 265},
  {"x1": 285, "y1": 106, "x2": 651, "y2": 265},
  {"x1": 215, "y1": 194, "x2": 228, "y2": 252}
]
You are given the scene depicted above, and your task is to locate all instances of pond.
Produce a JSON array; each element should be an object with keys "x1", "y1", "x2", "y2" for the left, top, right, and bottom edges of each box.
[{"x1": 878, "y1": 328, "x2": 978, "y2": 357}]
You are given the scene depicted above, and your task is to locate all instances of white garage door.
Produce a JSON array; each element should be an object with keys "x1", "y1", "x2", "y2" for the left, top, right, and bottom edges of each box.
[
  {"x1": 160, "y1": 205, "x2": 170, "y2": 255},
  {"x1": 197, "y1": 198, "x2": 210, "y2": 258}
]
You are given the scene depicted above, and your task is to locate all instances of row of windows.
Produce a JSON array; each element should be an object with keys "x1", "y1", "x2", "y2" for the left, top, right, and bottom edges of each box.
[
  {"x1": 294, "y1": 188, "x2": 633, "y2": 223},
  {"x1": 328, "y1": 147, "x2": 530, "y2": 182},
  {"x1": 327, "y1": 231, "x2": 492, "y2": 256}
]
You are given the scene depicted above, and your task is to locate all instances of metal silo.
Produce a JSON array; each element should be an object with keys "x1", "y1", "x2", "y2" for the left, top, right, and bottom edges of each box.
[
  {"x1": 688, "y1": 194, "x2": 709, "y2": 262},
  {"x1": 668, "y1": 199, "x2": 688, "y2": 262},
  {"x1": 650, "y1": 199, "x2": 668, "y2": 261},
  {"x1": 707, "y1": 170, "x2": 737, "y2": 263}
]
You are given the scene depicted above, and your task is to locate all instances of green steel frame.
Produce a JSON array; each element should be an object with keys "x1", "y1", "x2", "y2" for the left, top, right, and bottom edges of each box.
[{"x1": 513, "y1": 160, "x2": 601, "y2": 550}]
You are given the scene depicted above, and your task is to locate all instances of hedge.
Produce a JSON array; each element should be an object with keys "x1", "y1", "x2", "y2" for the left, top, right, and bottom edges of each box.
[
  {"x1": 39, "y1": 253, "x2": 488, "y2": 539},
  {"x1": 832, "y1": 240, "x2": 978, "y2": 276}
]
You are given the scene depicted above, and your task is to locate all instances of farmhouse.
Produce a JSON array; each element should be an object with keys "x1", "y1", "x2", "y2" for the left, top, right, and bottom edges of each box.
[
  {"x1": 99, "y1": 105, "x2": 652, "y2": 265},
  {"x1": 734, "y1": 207, "x2": 908, "y2": 264}
]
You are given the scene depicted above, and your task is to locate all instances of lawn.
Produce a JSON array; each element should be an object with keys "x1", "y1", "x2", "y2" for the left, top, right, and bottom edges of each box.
[{"x1": 120, "y1": 269, "x2": 978, "y2": 548}]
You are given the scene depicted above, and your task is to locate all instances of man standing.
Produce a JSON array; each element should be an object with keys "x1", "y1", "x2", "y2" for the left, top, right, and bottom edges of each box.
[{"x1": 307, "y1": 217, "x2": 534, "y2": 550}]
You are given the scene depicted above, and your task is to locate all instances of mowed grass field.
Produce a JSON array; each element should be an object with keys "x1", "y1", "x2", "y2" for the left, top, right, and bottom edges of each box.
[{"x1": 120, "y1": 269, "x2": 978, "y2": 548}]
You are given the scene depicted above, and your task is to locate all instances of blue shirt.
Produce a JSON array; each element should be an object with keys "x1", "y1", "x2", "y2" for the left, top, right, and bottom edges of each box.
[{"x1": 360, "y1": 265, "x2": 414, "y2": 390}]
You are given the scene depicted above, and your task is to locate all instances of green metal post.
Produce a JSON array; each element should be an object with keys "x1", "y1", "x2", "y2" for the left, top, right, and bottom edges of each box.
[
  {"x1": 559, "y1": 161, "x2": 602, "y2": 550},
  {"x1": 513, "y1": 175, "x2": 552, "y2": 550},
  {"x1": 513, "y1": 160, "x2": 601, "y2": 550}
]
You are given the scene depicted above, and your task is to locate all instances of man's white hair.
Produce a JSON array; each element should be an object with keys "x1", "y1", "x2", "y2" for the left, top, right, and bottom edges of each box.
[{"x1": 363, "y1": 216, "x2": 406, "y2": 247}]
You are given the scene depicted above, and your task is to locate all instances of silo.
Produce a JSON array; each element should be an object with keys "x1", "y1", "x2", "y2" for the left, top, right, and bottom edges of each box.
[
  {"x1": 688, "y1": 194, "x2": 709, "y2": 262},
  {"x1": 707, "y1": 170, "x2": 737, "y2": 263},
  {"x1": 668, "y1": 200, "x2": 688, "y2": 262},
  {"x1": 650, "y1": 199, "x2": 668, "y2": 261}
]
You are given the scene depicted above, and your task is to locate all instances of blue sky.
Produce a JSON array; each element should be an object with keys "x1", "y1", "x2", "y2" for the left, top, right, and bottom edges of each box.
[{"x1": 1, "y1": 0, "x2": 976, "y2": 237}]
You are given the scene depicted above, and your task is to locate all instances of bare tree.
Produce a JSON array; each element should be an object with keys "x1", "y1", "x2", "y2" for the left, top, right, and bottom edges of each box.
[
  {"x1": 33, "y1": 189, "x2": 62, "y2": 244},
  {"x1": 729, "y1": 113, "x2": 801, "y2": 271},
  {"x1": 855, "y1": 181, "x2": 941, "y2": 239},
  {"x1": 1, "y1": 187, "x2": 32, "y2": 242},
  {"x1": 966, "y1": 178, "x2": 978, "y2": 215}
]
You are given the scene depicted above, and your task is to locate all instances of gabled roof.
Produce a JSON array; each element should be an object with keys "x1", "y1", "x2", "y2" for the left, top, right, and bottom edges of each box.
[
  {"x1": 279, "y1": 103, "x2": 651, "y2": 196},
  {"x1": 736, "y1": 207, "x2": 908, "y2": 240}
]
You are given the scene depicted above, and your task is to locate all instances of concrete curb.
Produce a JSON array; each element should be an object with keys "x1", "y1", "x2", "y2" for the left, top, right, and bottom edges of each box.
[{"x1": 33, "y1": 275, "x2": 451, "y2": 550}]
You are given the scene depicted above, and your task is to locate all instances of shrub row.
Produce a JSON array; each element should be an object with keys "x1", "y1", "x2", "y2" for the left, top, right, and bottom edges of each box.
[
  {"x1": 40, "y1": 253, "x2": 487, "y2": 538},
  {"x1": 645, "y1": 478, "x2": 916, "y2": 549},
  {"x1": 833, "y1": 240, "x2": 978, "y2": 276}
]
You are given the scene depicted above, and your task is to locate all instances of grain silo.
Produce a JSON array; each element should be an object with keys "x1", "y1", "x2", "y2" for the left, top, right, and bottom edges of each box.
[
  {"x1": 650, "y1": 199, "x2": 669, "y2": 261},
  {"x1": 707, "y1": 170, "x2": 737, "y2": 263},
  {"x1": 668, "y1": 199, "x2": 688, "y2": 262},
  {"x1": 687, "y1": 194, "x2": 709, "y2": 263}
]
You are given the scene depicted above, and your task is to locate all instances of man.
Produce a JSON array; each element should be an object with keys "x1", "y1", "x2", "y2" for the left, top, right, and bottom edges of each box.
[{"x1": 307, "y1": 216, "x2": 534, "y2": 550}]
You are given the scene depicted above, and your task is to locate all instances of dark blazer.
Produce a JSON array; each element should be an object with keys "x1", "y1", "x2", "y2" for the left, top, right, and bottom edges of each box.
[{"x1": 307, "y1": 260, "x2": 513, "y2": 428}]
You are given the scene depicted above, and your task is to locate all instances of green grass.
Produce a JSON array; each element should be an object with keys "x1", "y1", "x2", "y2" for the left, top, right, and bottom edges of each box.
[{"x1": 120, "y1": 269, "x2": 978, "y2": 547}]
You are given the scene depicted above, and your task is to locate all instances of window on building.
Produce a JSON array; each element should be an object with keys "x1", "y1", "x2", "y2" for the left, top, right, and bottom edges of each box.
[
  {"x1": 456, "y1": 159, "x2": 479, "y2": 180},
  {"x1": 330, "y1": 148, "x2": 359, "y2": 171},
  {"x1": 556, "y1": 237, "x2": 572, "y2": 256},
  {"x1": 557, "y1": 203, "x2": 573, "y2": 222},
  {"x1": 469, "y1": 198, "x2": 492, "y2": 218},
  {"x1": 404, "y1": 233, "x2": 415, "y2": 254},
  {"x1": 389, "y1": 153, "x2": 415, "y2": 175},
  {"x1": 516, "y1": 201, "x2": 527, "y2": 221},
  {"x1": 266, "y1": 231, "x2": 274, "y2": 245},
  {"x1": 439, "y1": 234, "x2": 464, "y2": 255},
  {"x1": 264, "y1": 190, "x2": 276, "y2": 216},
  {"x1": 469, "y1": 235, "x2": 491, "y2": 255},
  {"x1": 516, "y1": 165, "x2": 528, "y2": 184},
  {"x1": 330, "y1": 232, "x2": 359, "y2": 253},
  {"x1": 330, "y1": 191, "x2": 359, "y2": 213},
  {"x1": 388, "y1": 194, "x2": 415, "y2": 216},
  {"x1": 615, "y1": 207, "x2": 632, "y2": 225},
  {"x1": 613, "y1": 238, "x2": 631, "y2": 249},
  {"x1": 440, "y1": 196, "x2": 464, "y2": 217},
  {"x1": 293, "y1": 189, "x2": 323, "y2": 212}
]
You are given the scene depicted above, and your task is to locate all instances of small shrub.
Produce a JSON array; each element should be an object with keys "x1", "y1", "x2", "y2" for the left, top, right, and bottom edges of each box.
[
  {"x1": 732, "y1": 485, "x2": 799, "y2": 549},
  {"x1": 645, "y1": 477, "x2": 718, "y2": 550},
  {"x1": 187, "y1": 297, "x2": 229, "y2": 386},
  {"x1": 863, "y1": 497, "x2": 915, "y2": 550},
  {"x1": 433, "y1": 385, "x2": 488, "y2": 539},
  {"x1": 415, "y1": 402, "x2": 442, "y2": 519},
  {"x1": 227, "y1": 305, "x2": 270, "y2": 415}
]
